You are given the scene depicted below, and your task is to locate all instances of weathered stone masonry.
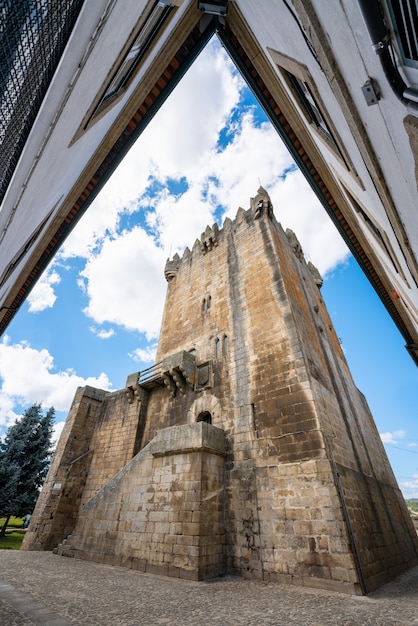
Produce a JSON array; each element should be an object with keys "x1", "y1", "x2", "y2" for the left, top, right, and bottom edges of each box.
[{"x1": 23, "y1": 188, "x2": 418, "y2": 594}]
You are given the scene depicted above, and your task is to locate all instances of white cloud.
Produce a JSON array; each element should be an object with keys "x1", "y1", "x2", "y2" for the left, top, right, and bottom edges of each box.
[
  {"x1": 80, "y1": 227, "x2": 166, "y2": 339},
  {"x1": 59, "y1": 38, "x2": 241, "y2": 262},
  {"x1": 0, "y1": 336, "x2": 112, "y2": 426},
  {"x1": 141, "y1": 184, "x2": 218, "y2": 255},
  {"x1": 129, "y1": 344, "x2": 158, "y2": 364},
  {"x1": 137, "y1": 36, "x2": 242, "y2": 181},
  {"x1": 90, "y1": 326, "x2": 115, "y2": 339},
  {"x1": 139, "y1": 111, "x2": 297, "y2": 256},
  {"x1": 52, "y1": 420, "x2": 66, "y2": 447},
  {"x1": 267, "y1": 170, "x2": 350, "y2": 276},
  {"x1": 0, "y1": 395, "x2": 19, "y2": 430},
  {"x1": 27, "y1": 269, "x2": 61, "y2": 312},
  {"x1": 380, "y1": 430, "x2": 406, "y2": 445},
  {"x1": 399, "y1": 474, "x2": 418, "y2": 500},
  {"x1": 203, "y1": 114, "x2": 293, "y2": 214}
]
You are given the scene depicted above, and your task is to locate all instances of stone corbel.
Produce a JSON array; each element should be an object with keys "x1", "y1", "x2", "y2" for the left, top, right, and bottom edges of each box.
[
  {"x1": 163, "y1": 373, "x2": 177, "y2": 397},
  {"x1": 170, "y1": 368, "x2": 188, "y2": 395},
  {"x1": 125, "y1": 372, "x2": 141, "y2": 404}
]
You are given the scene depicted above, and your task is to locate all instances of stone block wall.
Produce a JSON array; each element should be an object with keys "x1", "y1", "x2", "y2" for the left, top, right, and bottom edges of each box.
[
  {"x1": 22, "y1": 386, "x2": 106, "y2": 551},
  {"x1": 334, "y1": 464, "x2": 417, "y2": 590},
  {"x1": 23, "y1": 384, "x2": 142, "y2": 551},
  {"x1": 79, "y1": 387, "x2": 143, "y2": 505},
  {"x1": 226, "y1": 457, "x2": 359, "y2": 592},
  {"x1": 56, "y1": 422, "x2": 226, "y2": 580}
]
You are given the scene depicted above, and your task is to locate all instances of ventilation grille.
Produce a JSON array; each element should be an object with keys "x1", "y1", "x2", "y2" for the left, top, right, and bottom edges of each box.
[{"x1": 387, "y1": 0, "x2": 418, "y2": 65}]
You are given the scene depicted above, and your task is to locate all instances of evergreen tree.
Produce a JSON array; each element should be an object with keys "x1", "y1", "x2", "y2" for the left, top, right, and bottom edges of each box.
[
  {"x1": 0, "y1": 456, "x2": 21, "y2": 529},
  {"x1": 0, "y1": 404, "x2": 54, "y2": 536}
]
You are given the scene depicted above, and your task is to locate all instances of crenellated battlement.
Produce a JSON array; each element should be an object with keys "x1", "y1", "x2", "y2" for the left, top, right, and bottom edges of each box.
[
  {"x1": 164, "y1": 186, "x2": 322, "y2": 287},
  {"x1": 164, "y1": 186, "x2": 274, "y2": 281}
]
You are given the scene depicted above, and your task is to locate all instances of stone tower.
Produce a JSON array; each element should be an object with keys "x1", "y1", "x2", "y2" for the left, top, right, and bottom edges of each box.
[{"x1": 23, "y1": 188, "x2": 418, "y2": 594}]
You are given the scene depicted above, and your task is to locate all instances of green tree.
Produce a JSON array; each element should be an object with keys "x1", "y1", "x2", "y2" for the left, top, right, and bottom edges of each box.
[
  {"x1": 0, "y1": 404, "x2": 54, "y2": 536},
  {"x1": 0, "y1": 458, "x2": 21, "y2": 530}
]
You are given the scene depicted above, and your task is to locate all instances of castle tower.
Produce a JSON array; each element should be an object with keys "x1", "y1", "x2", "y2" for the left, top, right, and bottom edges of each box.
[{"x1": 23, "y1": 188, "x2": 418, "y2": 594}]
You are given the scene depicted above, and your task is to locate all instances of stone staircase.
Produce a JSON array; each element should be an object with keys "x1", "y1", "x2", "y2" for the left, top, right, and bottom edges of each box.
[{"x1": 54, "y1": 535, "x2": 75, "y2": 558}]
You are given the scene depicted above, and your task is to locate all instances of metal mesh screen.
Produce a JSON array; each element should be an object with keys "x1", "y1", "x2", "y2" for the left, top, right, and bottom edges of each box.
[
  {"x1": 0, "y1": 0, "x2": 84, "y2": 205},
  {"x1": 387, "y1": 0, "x2": 418, "y2": 66}
]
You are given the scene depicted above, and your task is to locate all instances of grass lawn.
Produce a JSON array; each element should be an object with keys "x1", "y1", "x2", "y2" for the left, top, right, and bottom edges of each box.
[{"x1": 0, "y1": 517, "x2": 25, "y2": 550}]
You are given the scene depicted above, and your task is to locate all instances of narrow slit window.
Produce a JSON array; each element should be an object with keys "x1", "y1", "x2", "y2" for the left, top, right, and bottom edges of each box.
[{"x1": 222, "y1": 334, "x2": 228, "y2": 357}]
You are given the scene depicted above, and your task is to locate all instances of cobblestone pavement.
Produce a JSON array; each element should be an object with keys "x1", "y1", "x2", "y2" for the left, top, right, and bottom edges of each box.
[{"x1": 1, "y1": 552, "x2": 418, "y2": 626}]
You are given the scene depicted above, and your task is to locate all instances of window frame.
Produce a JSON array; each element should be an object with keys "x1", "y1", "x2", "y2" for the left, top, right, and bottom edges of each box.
[
  {"x1": 269, "y1": 48, "x2": 355, "y2": 173},
  {"x1": 71, "y1": 0, "x2": 175, "y2": 141}
]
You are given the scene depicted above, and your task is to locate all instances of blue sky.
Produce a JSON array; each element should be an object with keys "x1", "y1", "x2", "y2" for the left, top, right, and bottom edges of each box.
[{"x1": 1, "y1": 37, "x2": 417, "y2": 497}]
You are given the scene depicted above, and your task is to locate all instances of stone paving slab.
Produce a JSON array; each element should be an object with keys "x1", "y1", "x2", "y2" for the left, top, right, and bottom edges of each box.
[{"x1": 1, "y1": 552, "x2": 418, "y2": 625}]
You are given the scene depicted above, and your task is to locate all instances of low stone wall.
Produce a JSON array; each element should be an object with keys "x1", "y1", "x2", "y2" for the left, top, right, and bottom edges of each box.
[{"x1": 56, "y1": 422, "x2": 226, "y2": 581}]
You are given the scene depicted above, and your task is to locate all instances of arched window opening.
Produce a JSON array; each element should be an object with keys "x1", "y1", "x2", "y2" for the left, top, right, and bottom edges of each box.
[
  {"x1": 197, "y1": 411, "x2": 212, "y2": 424},
  {"x1": 215, "y1": 337, "x2": 220, "y2": 359}
]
